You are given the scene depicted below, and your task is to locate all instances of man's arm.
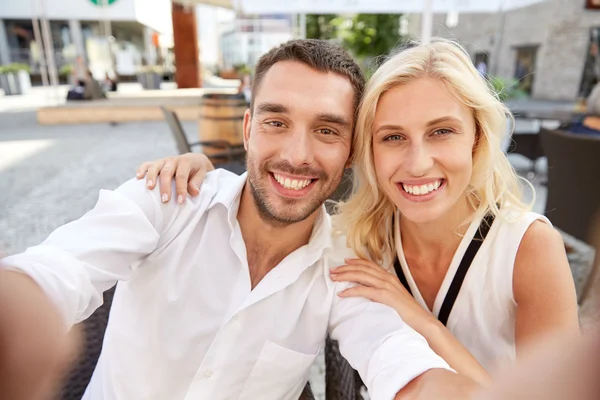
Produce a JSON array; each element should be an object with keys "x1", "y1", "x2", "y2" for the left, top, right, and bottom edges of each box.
[
  {"x1": 1, "y1": 178, "x2": 162, "y2": 327},
  {"x1": 328, "y1": 276, "x2": 478, "y2": 400},
  {"x1": 0, "y1": 269, "x2": 81, "y2": 400},
  {"x1": 394, "y1": 369, "x2": 478, "y2": 399}
]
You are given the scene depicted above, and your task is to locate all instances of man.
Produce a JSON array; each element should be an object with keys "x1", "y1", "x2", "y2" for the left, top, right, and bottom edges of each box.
[{"x1": 0, "y1": 40, "x2": 471, "y2": 400}]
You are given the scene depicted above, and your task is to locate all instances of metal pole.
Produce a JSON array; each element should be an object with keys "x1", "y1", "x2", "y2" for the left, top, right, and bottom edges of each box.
[
  {"x1": 291, "y1": 14, "x2": 298, "y2": 39},
  {"x1": 491, "y1": 0, "x2": 508, "y2": 76},
  {"x1": 31, "y1": 0, "x2": 49, "y2": 88},
  {"x1": 299, "y1": 13, "x2": 306, "y2": 39},
  {"x1": 421, "y1": 0, "x2": 433, "y2": 44},
  {"x1": 38, "y1": 0, "x2": 60, "y2": 103}
]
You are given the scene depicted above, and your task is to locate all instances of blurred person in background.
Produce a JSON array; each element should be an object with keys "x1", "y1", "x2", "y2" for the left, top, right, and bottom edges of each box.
[
  {"x1": 139, "y1": 38, "x2": 580, "y2": 386},
  {"x1": 567, "y1": 82, "x2": 600, "y2": 135}
]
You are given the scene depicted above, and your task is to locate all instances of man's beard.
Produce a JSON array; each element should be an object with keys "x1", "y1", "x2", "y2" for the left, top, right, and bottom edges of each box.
[{"x1": 246, "y1": 153, "x2": 343, "y2": 226}]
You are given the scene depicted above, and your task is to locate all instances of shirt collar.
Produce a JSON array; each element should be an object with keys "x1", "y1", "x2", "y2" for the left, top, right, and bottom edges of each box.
[{"x1": 211, "y1": 171, "x2": 333, "y2": 257}]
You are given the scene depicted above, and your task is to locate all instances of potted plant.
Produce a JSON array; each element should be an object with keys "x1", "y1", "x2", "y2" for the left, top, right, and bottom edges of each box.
[
  {"x1": 59, "y1": 64, "x2": 74, "y2": 85},
  {"x1": 488, "y1": 76, "x2": 528, "y2": 102},
  {"x1": 137, "y1": 65, "x2": 164, "y2": 90},
  {"x1": 0, "y1": 63, "x2": 32, "y2": 95}
]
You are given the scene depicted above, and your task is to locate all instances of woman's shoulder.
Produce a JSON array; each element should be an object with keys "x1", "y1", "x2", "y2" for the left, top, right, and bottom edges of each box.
[{"x1": 496, "y1": 205, "x2": 550, "y2": 227}]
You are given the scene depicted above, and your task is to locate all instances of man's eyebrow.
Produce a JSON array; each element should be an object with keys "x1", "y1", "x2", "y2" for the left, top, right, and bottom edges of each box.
[
  {"x1": 316, "y1": 113, "x2": 351, "y2": 129},
  {"x1": 255, "y1": 102, "x2": 289, "y2": 114}
]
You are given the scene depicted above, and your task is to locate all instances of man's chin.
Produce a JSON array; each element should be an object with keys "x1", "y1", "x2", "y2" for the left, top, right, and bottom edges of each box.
[{"x1": 258, "y1": 201, "x2": 319, "y2": 226}]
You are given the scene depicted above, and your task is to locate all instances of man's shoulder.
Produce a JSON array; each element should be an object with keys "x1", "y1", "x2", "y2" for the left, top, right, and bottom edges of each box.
[
  {"x1": 324, "y1": 233, "x2": 356, "y2": 269},
  {"x1": 111, "y1": 169, "x2": 243, "y2": 229}
]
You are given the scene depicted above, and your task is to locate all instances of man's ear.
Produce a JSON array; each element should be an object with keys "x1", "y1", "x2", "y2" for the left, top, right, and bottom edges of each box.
[
  {"x1": 345, "y1": 140, "x2": 354, "y2": 169},
  {"x1": 345, "y1": 154, "x2": 353, "y2": 170},
  {"x1": 242, "y1": 109, "x2": 252, "y2": 151}
]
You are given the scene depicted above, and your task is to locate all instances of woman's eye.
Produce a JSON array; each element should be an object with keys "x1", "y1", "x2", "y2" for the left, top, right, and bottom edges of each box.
[
  {"x1": 432, "y1": 128, "x2": 453, "y2": 136},
  {"x1": 383, "y1": 134, "x2": 403, "y2": 142}
]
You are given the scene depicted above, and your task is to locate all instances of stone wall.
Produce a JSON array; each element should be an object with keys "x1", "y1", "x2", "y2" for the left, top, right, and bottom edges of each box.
[{"x1": 413, "y1": 0, "x2": 600, "y2": 101}]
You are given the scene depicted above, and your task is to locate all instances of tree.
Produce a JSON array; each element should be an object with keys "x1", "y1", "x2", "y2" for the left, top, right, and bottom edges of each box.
[
  {"x1": 305, "y1": 14, "x2": 340, "y2": 40},
  {"x1": 340, "y1": 14, "x2": 406, "y2": 60}
]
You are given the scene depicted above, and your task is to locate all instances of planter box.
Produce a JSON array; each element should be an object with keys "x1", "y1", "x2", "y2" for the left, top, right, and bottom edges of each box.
[
  {"x1": 0, "y1": 70, "x2": 31, "y2": 95},
  {"x1": 137, "y1": 72, "x2": 161, "y2": 90}
]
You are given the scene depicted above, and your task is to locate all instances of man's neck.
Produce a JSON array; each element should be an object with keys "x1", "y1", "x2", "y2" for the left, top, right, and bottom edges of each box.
[{"x1": 237, "y1": 182, "x2": 320, "y2": 289}]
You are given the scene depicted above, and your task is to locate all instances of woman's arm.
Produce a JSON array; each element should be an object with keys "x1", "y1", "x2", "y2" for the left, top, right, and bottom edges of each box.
[
  {"x1": 331, "y1": 259, "x2": 491, "y2": 385},
  {"x1": 513, "y1": 221, "x2": 580, "y2": 353}
]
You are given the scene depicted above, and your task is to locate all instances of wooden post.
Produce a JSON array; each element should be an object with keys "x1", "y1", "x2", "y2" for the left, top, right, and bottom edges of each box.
[{"x1": 171, "y1": 3, "x2": 202, "y2": 88}]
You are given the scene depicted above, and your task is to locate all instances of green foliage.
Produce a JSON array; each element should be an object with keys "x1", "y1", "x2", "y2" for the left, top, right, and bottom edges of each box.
[
  {"x1": 488, "y1": 75, "x2": 529, "y2": 102},
  {"x1": 59, "y1": 64, "x2": 73, "y2": 76},
  {"x1": 339, "y1": 14, "x2": 406, "y2": 60},
  {"x1": 233, "y1": 63, "x2": 252, "y2": 76},
  {"x1": 306, "y1": 14, "x2": 340, "y2": 40},
  {"x1": 0, "y1": 63, "x2": 31, "y2": 74}
]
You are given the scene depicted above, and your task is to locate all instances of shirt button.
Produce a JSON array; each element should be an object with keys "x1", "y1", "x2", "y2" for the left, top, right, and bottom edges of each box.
[{"x1": 203, "y1": 370, "x2": 213, "y2": 379}]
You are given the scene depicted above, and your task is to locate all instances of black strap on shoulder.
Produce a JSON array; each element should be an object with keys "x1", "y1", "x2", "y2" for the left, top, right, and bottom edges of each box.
[
  {"x1": 394, "y1": 213, "x2": 495, "y2": 326},
  {"x1": 394, "y1": 256, "x2": 412, "y2": 296}
]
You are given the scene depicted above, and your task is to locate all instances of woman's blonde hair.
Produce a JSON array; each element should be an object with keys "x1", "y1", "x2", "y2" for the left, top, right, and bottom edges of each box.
[{"x1": 334, "y1": 38, "x2": 534, "y2": 264}]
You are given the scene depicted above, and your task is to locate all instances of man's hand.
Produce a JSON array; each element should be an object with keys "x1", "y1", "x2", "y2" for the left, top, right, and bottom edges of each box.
[
  {"x1": 135, "y1": 153, "x2": 215, "y2": 205},
  {"x1": 0, "y1": 269, "x2": 81, "y2": 400}
]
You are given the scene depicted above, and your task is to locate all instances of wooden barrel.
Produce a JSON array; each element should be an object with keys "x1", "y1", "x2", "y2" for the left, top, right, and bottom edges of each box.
[{"x1": 198, "y1": 94, "x2": 247, "y2": 154}]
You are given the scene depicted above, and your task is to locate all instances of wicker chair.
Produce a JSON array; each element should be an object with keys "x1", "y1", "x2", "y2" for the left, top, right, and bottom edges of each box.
[
  {"x1": 324, "y1": 338, "x2": 365, "y2": 399},
  {"x1": 161, "y1": 106, "x2": 246, "y2": 175},
  {"x1": 540, "y1": 128, "x2": 600, "y2": 243},
  {"x1": 58, "y1": 286, "x2": 116, "y2": 400},
  {"x1": 323, "y1": 170, "x2": 366, "y2": 399}
]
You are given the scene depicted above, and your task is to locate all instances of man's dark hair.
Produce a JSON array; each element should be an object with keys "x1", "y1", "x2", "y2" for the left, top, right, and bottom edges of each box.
[{"x1": 250, "y1": 39, "x2": 365, "y2": 123}]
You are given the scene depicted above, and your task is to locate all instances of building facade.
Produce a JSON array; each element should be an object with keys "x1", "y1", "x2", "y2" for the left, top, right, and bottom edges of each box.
[
  {"x1": 220, "y1": 15, "x2": 293, "y2": 70},
  {"x1": 412, "y1": 0, "x2": 600, "y2": 101},
  {"x1": 0, "y1": 0, "x2": 172, "y2": 80}
]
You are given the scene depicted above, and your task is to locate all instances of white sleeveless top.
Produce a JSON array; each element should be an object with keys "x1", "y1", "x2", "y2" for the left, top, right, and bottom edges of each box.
[{"x1": 393, "y1": 208, "x2": 551, "y2": 371}]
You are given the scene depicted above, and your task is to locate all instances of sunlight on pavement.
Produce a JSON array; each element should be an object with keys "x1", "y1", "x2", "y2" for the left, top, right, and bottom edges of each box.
[{"x1": 0, "y1": 139, "x2": 55, "y2": 172}]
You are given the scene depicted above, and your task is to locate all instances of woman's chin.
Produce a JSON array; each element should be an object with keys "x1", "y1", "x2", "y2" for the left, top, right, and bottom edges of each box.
[{"x1": 396, "y1": 202, "x2": 448, "y2": 225}]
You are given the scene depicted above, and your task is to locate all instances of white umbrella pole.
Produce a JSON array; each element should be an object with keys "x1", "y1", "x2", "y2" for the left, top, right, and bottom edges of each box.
[
  {"x1": 38, "y1": 0, "x2": 60, "y2": 104},
  {"x1": 30, "y1": 0, "x2": 49, "y2": 88},
  {"x1": 299, "y1": 13, "x2": 306, "y2": 39},
  {"x1": 421, "y1": 0, "x2": 433, "y2": 44}
]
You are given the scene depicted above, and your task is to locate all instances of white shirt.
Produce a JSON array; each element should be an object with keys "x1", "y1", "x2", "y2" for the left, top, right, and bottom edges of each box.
[
  {"x1": 394, "y1": 208, "x2": 550, "y2": 371},
  {"x1": 3, "y1": 169, "x2": 450, "y2": 400}
]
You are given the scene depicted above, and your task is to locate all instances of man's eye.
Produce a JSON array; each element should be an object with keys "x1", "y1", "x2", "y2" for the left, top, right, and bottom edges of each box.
[
  {"x1": 318, "y1": 128, "x2": 336, "y2": 135},
  {"x1": 267, "y1": 121, "x2": 284, "y2": 128}
]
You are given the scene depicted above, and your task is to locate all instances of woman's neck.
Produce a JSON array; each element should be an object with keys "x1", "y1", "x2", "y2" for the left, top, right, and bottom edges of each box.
[{"x1": 399, "y1": 197, "x2": 476, "y2": 269}]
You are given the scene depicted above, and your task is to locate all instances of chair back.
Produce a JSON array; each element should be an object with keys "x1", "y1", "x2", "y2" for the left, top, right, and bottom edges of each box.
[
  {"x1": 324, "y1": 338, "x2": 365, "y2": 399},
  {"x1": 161, "y1": 106, "x2": 192, "y2": 154},
  {"x1": 58, "y1": 287, "x2": 116, "y2": 399},
  {"x1": 540, "y1": 128, "x2": 600, "y2": 243}
]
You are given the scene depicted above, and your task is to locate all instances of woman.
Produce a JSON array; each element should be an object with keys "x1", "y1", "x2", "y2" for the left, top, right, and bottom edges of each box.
[{"x1": 136, "y1": 39, "x2": 579, "y2": 383}]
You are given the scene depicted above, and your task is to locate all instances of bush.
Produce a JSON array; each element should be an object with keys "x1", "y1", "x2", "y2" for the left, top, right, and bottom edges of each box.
[
  {"x1": 488, "y1": 75, "x2": 528, "y2": 102},
  {"x1": 0, "y1": 63, "x2": 31, "y2": 74},
  {"x1": 59, "y1": 64, "x2": 73, "y2": 76}
]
